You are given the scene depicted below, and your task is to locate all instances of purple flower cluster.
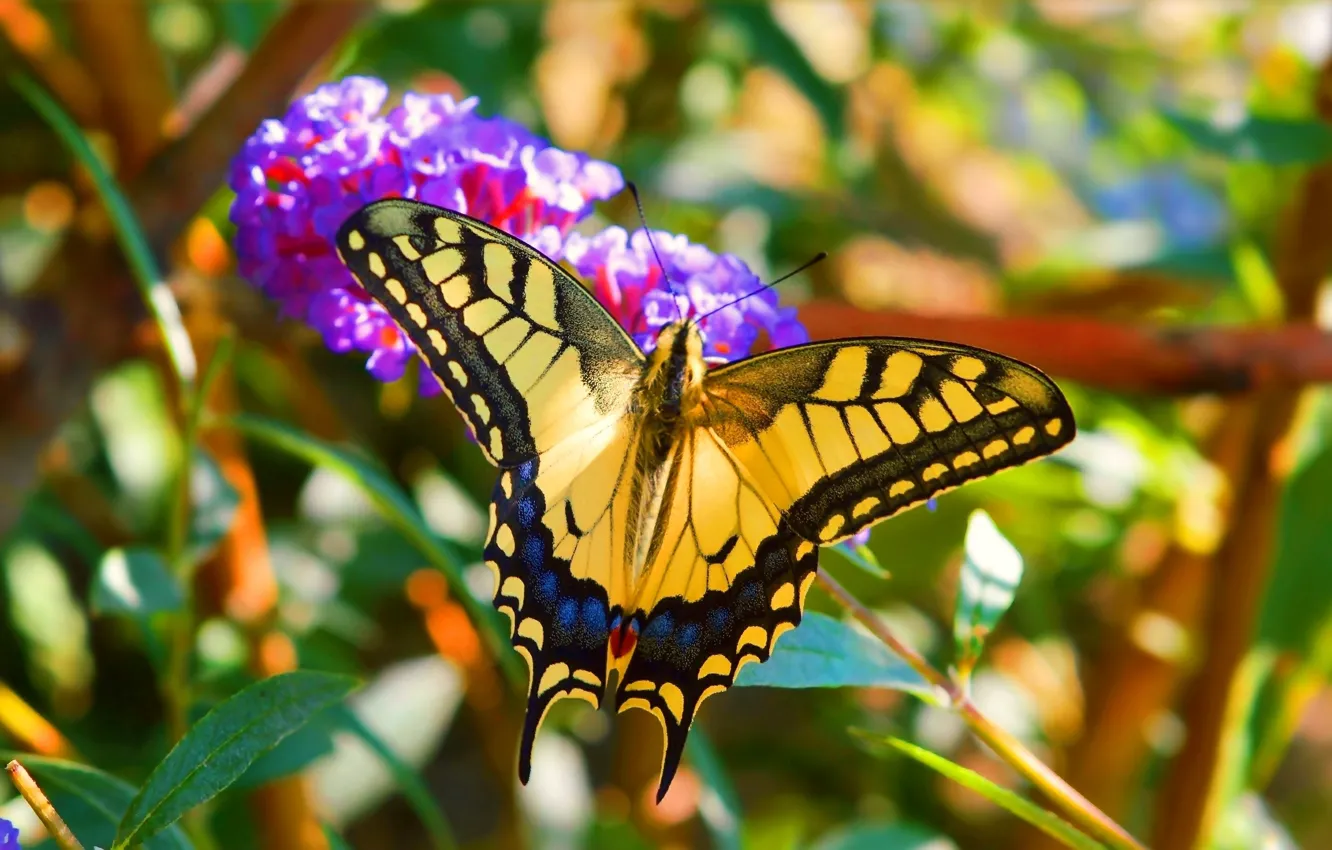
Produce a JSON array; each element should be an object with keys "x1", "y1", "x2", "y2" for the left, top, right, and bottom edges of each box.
[
  {"x1": 565, "y1": 227, "x2": 807, "y2": 361},
  {"x1": 0, "y1": 818, "x2": 19, "y2": 850},
  {"x1": 229, "y1": 77, "x2": 623, "y2": 392},
  {"x1": 230, "y1": 76, "x2": 810, "y2": 391}
]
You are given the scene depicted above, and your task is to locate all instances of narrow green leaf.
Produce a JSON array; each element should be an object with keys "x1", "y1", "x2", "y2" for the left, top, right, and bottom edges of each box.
[
  {"x1": 9, "y1": 73, "x2": 197, "y2": 390},
  {"x1": 810, "y1": 821, "x2": 955, "y2": 850},
  {"x1": 233, "y1": 710, "x2": 337, "y2": 791},
  {"x1": 113, "y1": 672, "x2": 357, "y2": 849},
  {"x1": 733, "y1": 612, "x2": 932, "y2": 696},
  {"x1": 330, "y1": 704, "x2": 456, "y2": 850},
  {"x1": 0, "y1": 754, "x2": 192, "y2": 850},
  {"x1": 859, "y1": 735, "x2": 1105, "y2": 850},
  {"x1": 90, "y1": 547, "x2": 184, "y2": 619},
  {"x1": 954, "y1": 510, "x2": 1024, "y2": 680},
  {"x1": 829, "y1": 542, "x2": 890, "y2": 579},
  {"x1": 1164, "y1": 111, "x2": 1332, "y2": 165},
  {"x1": 685, "y1": 731, "x2": 741, "y2": 850},
  {"x1": 229, "y1": 413, "x2": 519, "y2": 682}
]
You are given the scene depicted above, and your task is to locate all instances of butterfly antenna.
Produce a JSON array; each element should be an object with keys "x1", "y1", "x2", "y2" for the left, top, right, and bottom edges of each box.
[
  {"x1": 626, "y1": 181, "x2": 683, "y2": 323},
  {"x1": 696, "y1": 251, "x2": 828, "y2": 323}
]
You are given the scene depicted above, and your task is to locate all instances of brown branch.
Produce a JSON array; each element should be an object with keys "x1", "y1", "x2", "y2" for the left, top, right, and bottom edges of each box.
[
  {"x1": 66, "y1": 0, "x2": 171, "y2": 177},
  {"x1": 1150, "y1": 52, "x2": 1332, "y2": 849},
  {"x1": 800, "y1": 303, "x2": 1332, "y2": 396},
  {"x1": 131, "y1": 0, "x2": 371, "y2": 255}
]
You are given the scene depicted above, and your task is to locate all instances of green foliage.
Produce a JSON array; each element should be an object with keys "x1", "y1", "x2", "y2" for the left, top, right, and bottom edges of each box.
[
  {"x1": 953, "y1": 510, "x2": 1024, "y2": 682},
  {"x1": 1, "y1": 754, "x2": 193, "y2": 850},
  {"x1": 733, "y1": 612, "x2": 933, "y2": 697},
  {"x1": 112, "y1": 672, "x2": 356, "y2": 848},
  {"x1": 90, "y1": 547, "x2": 184, "y2": 620},
  {"x1": 858, "y1": 736, "x2": 1105, "y2": 850}
]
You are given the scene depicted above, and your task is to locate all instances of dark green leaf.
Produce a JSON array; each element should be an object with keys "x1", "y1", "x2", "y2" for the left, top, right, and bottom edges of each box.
[
  {"x1": 0, "y1": 754, "x2": 192, "y2": 850},
  {"x1": 733, "y1": 612, "x2": 932, "y2": 696},
  {"x1": 810, "y1": 822, "x2": 954, "y2": 850},
  {"x1": 857, "y1": 735, "x2": 1105, "y2": 850},
  {"x1": 90, "y1": 547, "x2": 184, "y2": 619},
  {"x1": 233, "y1": 709, "x2": 338, "y2": 791},
  {"x1": 954, "y1": 510, "x2": 1024, "y2": 679},
  {"x1": 112, "y1": 671, "x2": 357, "y2": 849},
  {"x1": 1164, "y1": 111, "x2": 1332, "y2": 166}
]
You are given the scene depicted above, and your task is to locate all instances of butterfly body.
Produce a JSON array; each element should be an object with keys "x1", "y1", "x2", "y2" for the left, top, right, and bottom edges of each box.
[{"x1": 336, "y1": 199, "x2": 1076, "y2": 800}]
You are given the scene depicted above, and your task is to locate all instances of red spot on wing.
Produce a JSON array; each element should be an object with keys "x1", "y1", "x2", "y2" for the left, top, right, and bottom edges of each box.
[{"x1": 609, "y1": 618, "x2": 639, "y2": 658}]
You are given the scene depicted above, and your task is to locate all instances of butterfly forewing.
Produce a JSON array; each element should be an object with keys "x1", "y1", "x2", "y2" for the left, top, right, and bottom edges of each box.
[
  {"x1": 336, "y1": 200, "x2": 642, "y2": 467},
  {"x1": 702, "y1": 339, "x2": 1075, "y2": 544}
]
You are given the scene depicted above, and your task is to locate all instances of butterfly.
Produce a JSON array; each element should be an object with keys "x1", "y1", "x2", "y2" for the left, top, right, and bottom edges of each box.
[{"x1": 336, "y1": 199, "x2": 1075, "y2": 800}]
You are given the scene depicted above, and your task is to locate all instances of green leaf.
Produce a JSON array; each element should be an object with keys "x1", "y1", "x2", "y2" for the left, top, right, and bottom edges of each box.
[
  {"x1": 732, "y1": 612, "x2": 932, "y2": 696},
  {"x1": 685, "y1": 731, "x2": 741, "y2": 850},
  {"x1": 810, "y1": 822, "x2": 955, "y2": 850},
  {"x1": 861, "y1": 735, "x2": 1106, "y2": 850},
  {"x1": 1164, "y1": 111, "x2": 1332, "y2": 166},
  {"x1": 90, "y1": 547, "x2": 184, "y2": 619},
  {"x1": 330, "y1": 704, "x2": 456, "y2": 850},
  {"x1": 233, "y1": 709, "x2": 337, "y2": 790},
  {"x1": 0, "y1": 754, "x2": 192, "y2": 850},
  {"x1": 828, "y1": 542, "x2": 890, "y2": 580},
  {"x1": 954, "y1": 510, "x2": 1024, "y2": 680},
  {"x1": 112, "y1": 671, "x2": 357, "y2": 849},
  {"x1": 229, "y1": 413, "x2": 518, "y2": 683},
  {"x1": 186, "y1": 450, "x2": 240, "y2": 562},
  {"x1": 10, "y1": 73, "x2": 196, "y2": 389}
]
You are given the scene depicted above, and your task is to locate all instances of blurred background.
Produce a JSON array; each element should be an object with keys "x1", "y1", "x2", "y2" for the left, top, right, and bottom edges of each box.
[{"x1": 2, "y1": 1, "x2": 1332, "y2": 848}]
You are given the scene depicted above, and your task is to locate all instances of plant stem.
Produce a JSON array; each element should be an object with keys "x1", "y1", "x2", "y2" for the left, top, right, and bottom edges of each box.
[
  {"x1": 7, "y1": 760, "x2": 85, "y2": 850},
  {"x1": 815, "y1": 570, "x2": 1147, "y2": 850}
]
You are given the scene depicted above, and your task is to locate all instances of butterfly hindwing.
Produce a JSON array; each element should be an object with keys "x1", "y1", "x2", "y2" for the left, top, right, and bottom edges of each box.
[
  {"x1": 616, "y1": 427, "x2": 818, "y2": 800},
  {"x1": 336, "y1": 199, "x2": 642, "y2": 467},
  {"x1": 703, "y1": 338, "x2": 1075, "y2": 543},
  {"x1": 487, "y1": 413, "x2": 637, "y2": 781}
]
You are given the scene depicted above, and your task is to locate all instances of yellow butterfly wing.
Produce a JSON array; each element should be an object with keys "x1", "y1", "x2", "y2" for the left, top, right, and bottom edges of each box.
[
  {"x1": 616, "y1": 338, "x2": 1074, "y2": 799},
  {"x1": 615, "y1": 425, "x2": 815, "y2": 800},
  {"x1": 704, "y1": 339, "x2": 1075, "y2": 542},
  {"x1": 336, "y1": 200, "x2": 643, "y2": 781},
  {"x1": 336, "y1": 199, "x2": 643, "y2": 467}
]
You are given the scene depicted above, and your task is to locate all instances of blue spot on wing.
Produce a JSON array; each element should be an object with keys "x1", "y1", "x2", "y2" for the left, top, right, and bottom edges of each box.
[
  {"x1": 556, "y1": 599, "x2": 577, "y2": 629},
  {"x1": 679, "y1": 623, "x2": 700, "y2": 649},
  {"x1": 533, "y1": 570, "x2": 558, "y2": 604}
]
